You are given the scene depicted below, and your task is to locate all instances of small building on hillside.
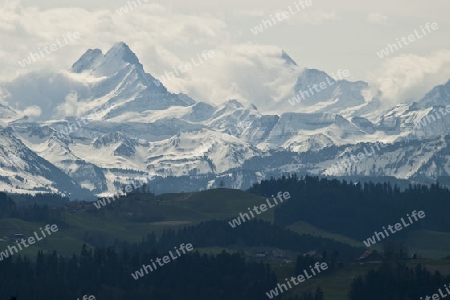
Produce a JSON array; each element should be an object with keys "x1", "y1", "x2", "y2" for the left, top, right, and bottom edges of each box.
[
  {"x1": 272, "y1": 248, "x2": 284, "y2": 258},
  {"x1": 10, "y1": 233, "x2": 26, "y2": 242},
  {"x1": 303, "y1": 250, "x2": 322, "y2": 259},
  {"x1": 357, "y1": 249, "x2": 385, "y2": 263},
  {"x1": 255, "y1": 251, "x2": 267, "y2": 258}
]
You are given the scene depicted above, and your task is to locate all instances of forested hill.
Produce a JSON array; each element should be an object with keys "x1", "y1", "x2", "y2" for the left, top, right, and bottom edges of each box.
[
  {"x1": 248, "y1": 175, "x2": 450, "y2": 240},
  {"x1": 117, "y1": 219, "x2": 363, "y2": 261},
  {"x1": 0, "y1": 245, "x2": 277, "y2": 300},
  {"x1": 349, "y1": 263, "x2": 450, "y2": 300}
]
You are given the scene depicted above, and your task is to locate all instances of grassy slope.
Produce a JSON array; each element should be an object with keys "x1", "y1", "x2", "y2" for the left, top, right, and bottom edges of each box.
[
  {"x1": 269, "y1": 259, "x2": 450, "y2": 300},
  {"x1": 288, "y1": 222, "x2": 450, "y2": 260},
  {"x1": 403, "y1": 230, "x2": 450, "y2": 259},
  {"x1": 0, "y1": 218, "x2": 86, "y2": 257},
  {"x1": 287, "y1": 221, "x2": 364, "y2": 248},
  {"x1": 2, "y1": 188, "x2": 449, "y2": 259},
  {"x1": 161, "y1": 188, "x2": 275, "y2": 222},
  {"x1": 270, "y1": 262, "x2": 380, "y2": 300},
  {"x1": 2, "y1": 188, "x2": 450, "y2": 299},
  {"x1": 0, "y1": 189, "x2": 274, "y2": 257}
]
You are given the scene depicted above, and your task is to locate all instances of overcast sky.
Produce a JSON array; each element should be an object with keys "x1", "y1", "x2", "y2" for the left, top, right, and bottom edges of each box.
[{"x1": 1, "y1": 0, "x2": 449, "y2": 110}]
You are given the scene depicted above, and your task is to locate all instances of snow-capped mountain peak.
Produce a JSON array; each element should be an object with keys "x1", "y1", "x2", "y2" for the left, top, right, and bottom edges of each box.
[
  {"x1": 71, "y1": 48, "x2": 103, "y2": 73},
  {"x1": 281, "y1": 50, "x2": 298, "y2": 67},
  {"x1": 2, "y1": 43, "x2": 450, "y2": 198},
  {"x1": 71, "y1": 42, "x2": 144, "y2": 77},
  {"x1": 413, "y1": 79, "x2": 450, "y2": 109}
]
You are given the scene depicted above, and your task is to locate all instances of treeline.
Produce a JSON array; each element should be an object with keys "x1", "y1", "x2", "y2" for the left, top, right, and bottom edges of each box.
[
  {"x1": 294, "y1": 251, "x2": 341, "y2": 274},
  {"x1": 1, "y1": 191, "x2": 362, "y2": 259},
  {"x1": 0, "y1": 192, "x2": 64, "y2": 224},
  {"x1": 287, "y1": 288, "x2": 324, "y2": 300},
  {"x1": 116, "y1": 219, "x2": 364, "y2": 261},
  {"x1": 349, "y1": 263, "x2": 450, "y2": 299},
  {"x1": 9, "y1": 193, "x2": 70, "y2": 206},
  {"x1": 2, "y1": 242, "x2": 332, "y2": 300},
  {"x1": 248, "y1": 175, "x2": 450, "y2": 240},
  {"x1": 1, "y1": 246, "x2": 277, "y2": 300}
]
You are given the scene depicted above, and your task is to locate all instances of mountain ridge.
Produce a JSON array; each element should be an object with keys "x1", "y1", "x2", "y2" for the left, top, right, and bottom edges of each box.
[{"x1": 1, "y1": 42, "x2": 450, "y2": 198}]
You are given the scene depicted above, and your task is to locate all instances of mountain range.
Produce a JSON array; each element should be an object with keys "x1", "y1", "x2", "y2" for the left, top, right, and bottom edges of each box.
[{"x1": 1, "y1": 42, "x2": 449, "y2": 199}]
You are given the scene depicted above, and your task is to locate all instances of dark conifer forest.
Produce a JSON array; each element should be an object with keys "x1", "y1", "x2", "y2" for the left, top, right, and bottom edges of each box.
[
  {"x1": 2, "y1": 175, "x2": 450, "y2": 299},
  {"x1": 249, "y1": 175, "x2": 450, "y2": 239}
]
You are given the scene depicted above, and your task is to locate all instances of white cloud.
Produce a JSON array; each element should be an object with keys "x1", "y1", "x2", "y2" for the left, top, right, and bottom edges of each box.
[
  {"x1": 368, "y1": 50, "x2": 450, "y2": 104},
  {"x1": 0, "y1": 0, "x2": 449, "y2": 116},
  {"x1": 160, "y1": 43, "x2": 301, "y2": 113},
  {"x1": 22, "y1": 105, "x2": 41, "y2": 116},
  {"x1": 367, "y1": 12, "x2": 388, "y2": 25},
  {"x1": 237, "y1": 9, "x2": 266, "y2": 17},
  {"x1": 0, "y1": 1, "x2": 229, "y2": 81},
  {"x1": 286, "y1": 10, "x2": 339, "y2": 25},
  {"x1": 55, "y1": 91, "x2": 84, "y2": 117}
]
